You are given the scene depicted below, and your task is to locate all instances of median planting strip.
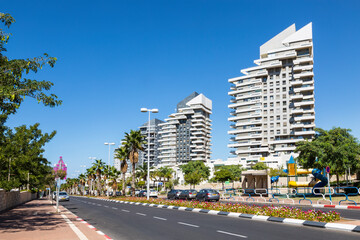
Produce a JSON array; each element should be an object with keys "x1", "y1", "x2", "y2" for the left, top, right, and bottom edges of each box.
[{"x1": 76, "y1": 196, "x2": 360, "y2": 233}]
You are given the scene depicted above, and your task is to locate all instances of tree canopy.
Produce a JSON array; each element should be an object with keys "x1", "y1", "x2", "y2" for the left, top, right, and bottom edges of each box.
[
  {"x1": 0, "y1": 13, "x2": 60, "y2": 191},
  {"x1": 180, "y1": 161, "x2": 210, "y2": 188},
  {"x1": 0, "y1": 13, "x2": 61, "y2": 124},
  {"x1": 251, "y1": 162, "x2": 268, "y2": 170},
  {"x1": 295, "y1": 127, "x2": 360, "y2": 185}
]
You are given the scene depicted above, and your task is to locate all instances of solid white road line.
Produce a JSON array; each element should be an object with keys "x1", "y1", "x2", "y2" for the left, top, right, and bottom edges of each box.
[
  {"x1": 153, "y1": 216, "x2": 167, "y2": 221},
  {"x1": 136, "y1": 213, "x2": 147, "y2": 216},
  {"x1": 177, "y1": 222, "x2": 199, "y2": 228},
  {"x1": 121, "y1": 209, "x2": 130, "y2": 212},
  {"x1": 60, "y1": 214, "x2": 88, "y2": 240},
  {"x1": 216, "y1": 230, "x2": 247, "y2": 238}
]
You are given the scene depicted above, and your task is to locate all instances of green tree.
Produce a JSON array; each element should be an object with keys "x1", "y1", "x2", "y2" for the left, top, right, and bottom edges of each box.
[
  {"x1": 295, "y1": 127, "x2": 360, "y2": 186},
  {"x1": 269, "y1": 166, "x2": 287, "y2": 177},
  {"x1": 180, "y1": 161, "x2": 210, "y2": 189},
  {"x1": 0, "y1": 13, "x2": 61, "y2": 124},
  {"x1": 0, "y1": 123, "x2": 56, "y2": 191},
  {"x1": 122, "y1": 130, "x2": 145, "y2": 196},
  {"x1": 214, "y1": 168, "x2": 233, "y2": 190},
  {"x1": 251, "y1": 162, "x2": 268, "y2": 170}
]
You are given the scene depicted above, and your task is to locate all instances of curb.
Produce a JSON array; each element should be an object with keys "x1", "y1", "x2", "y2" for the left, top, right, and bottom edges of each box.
[
  {"x1": 82, "y1": 196, "x2": 360, "y2": 234},
  {"x1": 61, "y1": 203, "x2": 113, "y2": 240},
  {"x1": 312, "y1": 204, "x2": 360, "y2": 210}
]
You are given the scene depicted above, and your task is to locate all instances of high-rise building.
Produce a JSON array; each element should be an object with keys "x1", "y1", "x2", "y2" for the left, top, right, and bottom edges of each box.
[
  {"x1": 138, "y1": 118, "x2": 164, "y2": 167},
  {"x1": 228, "y1": 23, "x2": 315, "y2": 169},
  {"x1": 157, "y1": 92, "x2": 212, "y2": 167}
]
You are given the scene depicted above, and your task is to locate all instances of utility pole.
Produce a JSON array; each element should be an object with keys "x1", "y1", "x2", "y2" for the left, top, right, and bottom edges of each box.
[
  {"x1": 27, "y1": 172, "x2": 30, "y2": 190},
  {"x1": 8, "y1": 158, "x2": 11, "y2": 181}
]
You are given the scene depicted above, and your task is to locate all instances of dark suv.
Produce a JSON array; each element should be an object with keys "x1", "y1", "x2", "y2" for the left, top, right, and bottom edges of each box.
[{"x1": 167, "y1": 189, "x2": 183, "y2": 199}]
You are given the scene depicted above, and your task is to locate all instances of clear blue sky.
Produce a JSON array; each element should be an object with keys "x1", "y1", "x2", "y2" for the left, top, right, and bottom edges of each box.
[{"x1": 2, "y1": 0, "x2": 360, "y2": 178}]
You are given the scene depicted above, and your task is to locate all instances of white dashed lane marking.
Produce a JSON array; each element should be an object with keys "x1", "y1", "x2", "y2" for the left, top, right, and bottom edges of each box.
[
  {"x1": 153, "y1": 216, "x2": 167, "y2": 221},
  {"x1": 217, "y1": 230, "x2": 248, "y2": 238},
  {"x1": 177, "y1": 222, "x2": 199, "y2": 228}
]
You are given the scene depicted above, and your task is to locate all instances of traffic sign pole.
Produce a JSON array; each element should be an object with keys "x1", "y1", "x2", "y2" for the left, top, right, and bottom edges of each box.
[{"x1": 326, "y1": 166, "x2": 332, "y2": 202}]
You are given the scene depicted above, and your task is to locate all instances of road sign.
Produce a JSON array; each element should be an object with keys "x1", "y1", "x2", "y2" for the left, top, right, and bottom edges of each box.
[{"x1": 326, "y1": 166, "x2": 330, "y2": 173}]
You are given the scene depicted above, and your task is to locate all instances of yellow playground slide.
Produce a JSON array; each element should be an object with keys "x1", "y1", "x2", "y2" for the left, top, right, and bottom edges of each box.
[{"x1": 288, "y1": 169, "x2": 317, "y2": 187}]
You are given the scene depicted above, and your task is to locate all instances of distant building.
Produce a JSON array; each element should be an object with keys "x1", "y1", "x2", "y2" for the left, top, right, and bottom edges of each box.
[
  {"x1": 228, "y1": 23, "x2": 315, "y2": 169},
  {"x1": 157, "y1": 92, "x2": 212, "y2": 167},
  {"x1": 139, "y1": 118, "x2": 164, "y2": 167}
]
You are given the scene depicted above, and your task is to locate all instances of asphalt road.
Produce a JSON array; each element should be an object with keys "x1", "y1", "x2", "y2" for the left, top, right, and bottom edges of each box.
[
  {"x1": 62, "y1": 196, "x2": 359, "y2": 240},
  {"x1": 222, "y1": 200, "x2": 360, "y2": 220}
]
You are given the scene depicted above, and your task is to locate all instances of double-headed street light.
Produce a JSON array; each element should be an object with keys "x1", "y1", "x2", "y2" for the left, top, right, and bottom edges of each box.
[
  {"x1": 141, "y1": 108, "x2": 158, "y2": 200},
  {"x1": 104, "y1": 142, "x2": 115, "y2": 166}
]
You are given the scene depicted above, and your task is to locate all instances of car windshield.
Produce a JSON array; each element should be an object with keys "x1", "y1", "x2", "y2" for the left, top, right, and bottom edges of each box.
[{"x1": 59, "y1": 192, "x2": 67, "y2": 196}]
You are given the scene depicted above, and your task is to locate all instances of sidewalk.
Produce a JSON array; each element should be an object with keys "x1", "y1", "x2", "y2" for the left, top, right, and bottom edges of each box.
[{"x1": 0, "y1": 198, "x2": 109, "y2": 240}]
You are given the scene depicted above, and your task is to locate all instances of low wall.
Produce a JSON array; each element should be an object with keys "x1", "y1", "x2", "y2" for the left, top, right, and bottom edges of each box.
[{"x1": 0, "y1": 190, "x2": 37, "y2": 212}]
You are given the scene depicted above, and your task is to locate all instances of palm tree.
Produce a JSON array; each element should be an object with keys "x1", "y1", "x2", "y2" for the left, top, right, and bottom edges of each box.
[
  {"x1": 159, "y1": 166, "x2": 174, "y2": 191},
  {"x1": 108, "y1": 166, "x2": 121, "y2": 195},
  {"x1": 86, "y1": 167, "x2": 96, "y2": 195},
  {"x1": 93, "y1": 159, "x2": 105, "y2": 196},
  {"x1": 122, "y1": 130, "x2": 145, "y2": 196},
  {"x1": 136, "y1": 162, "x2": 153, "y2": 182},
  {"x1": 78, "y1": 174, "x2": 86, "y2": 195},
  {"x1": 114, "y1": 146, "x2": 128, "y2": 196}
]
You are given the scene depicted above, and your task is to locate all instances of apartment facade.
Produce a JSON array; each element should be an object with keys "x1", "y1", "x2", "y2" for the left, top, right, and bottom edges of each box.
[
  {"x1": 157, "y1": 92, "x2": 212, "y2": 167},
  {"x1": 139, "y1": 118, "x2": 164, "y2": 167},
  {"x1": 228, "y1": 23, "x2": 315, "y2": 169}
]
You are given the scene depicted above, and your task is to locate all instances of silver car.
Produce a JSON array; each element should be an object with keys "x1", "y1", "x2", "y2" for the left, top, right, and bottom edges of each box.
[{"x1": 196, "y1": 189, "x2": 220, "y2": 202}]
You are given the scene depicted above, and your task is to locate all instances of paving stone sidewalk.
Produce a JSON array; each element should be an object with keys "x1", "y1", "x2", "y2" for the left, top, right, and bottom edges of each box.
[{"x1": 0, "y1": 198, "x2": 107, "y2": 240}]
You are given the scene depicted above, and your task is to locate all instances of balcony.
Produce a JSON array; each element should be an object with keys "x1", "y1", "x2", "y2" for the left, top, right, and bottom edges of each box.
[
  {"x1": 293, "y1": 64, "x2": 313, "y2": 72},
  {"x1": 228, "y1": 99, "x2": 261, "y2": 108},
  {"x1": 294, "y1": 71, "x2": 314, "y2": 79},
  {"x1": 294, "y1": 101, "x2": 314, "y2": 107},
  {"x1": 294, "y1": 130, "x2": 315, "y2": 136},
  {"x1": 293, "y1": 57, "x2": 313, "y2": 65},
  {"x1": 290, "y1": 80, "x2": 303, "y2": 86},
  {"x1": 294, "y1": 85, "x2": 314, "y2": 93},
  {"x1": 290, "y1": 94, "x2": 303, "y2": 100},
  {"x1": 294, "y1": 115, "x2": 315, "y2": 121}
]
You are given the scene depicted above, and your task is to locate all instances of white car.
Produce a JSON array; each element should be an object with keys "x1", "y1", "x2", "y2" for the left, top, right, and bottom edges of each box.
[{"x1": 149, "y1": 190, "x2": 158, "y2": 198}]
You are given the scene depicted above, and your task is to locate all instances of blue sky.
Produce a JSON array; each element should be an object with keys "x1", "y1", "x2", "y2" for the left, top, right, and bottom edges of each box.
[{"x1": 2, "y1": 0, "x2": 360, "y2": 178}]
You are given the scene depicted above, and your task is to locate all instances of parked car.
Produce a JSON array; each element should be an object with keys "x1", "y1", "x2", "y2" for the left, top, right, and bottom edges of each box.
[
  {"x1": 196, "y1": 189, "x2": 220, "y2": 202},
  {"x1": 137, "y1": 190, "x2": 158, "y2": 198},
  {"x1": 137, "y1": 190, "x2": 147, "y2": 197},
  {"x1": 149, "y1": 190, "x2": 158, "y2": 198},
  {"x1": 179, "y1": 190, "x2": 198, "y2": 200},
  {"x1": 58, "y1": 191, "x2": 70, "y2": 201},
  {"x1": 135, "y1": 189, "x2": 141, "y2": 196},
  {"x1": 167, "y1": 189, "x2": 183, "y2": 200}
]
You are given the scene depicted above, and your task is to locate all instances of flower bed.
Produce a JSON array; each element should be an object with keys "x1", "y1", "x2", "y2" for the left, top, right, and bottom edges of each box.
[{"x1": 109, "y1": 196, "x2": 340, "y2": 223}]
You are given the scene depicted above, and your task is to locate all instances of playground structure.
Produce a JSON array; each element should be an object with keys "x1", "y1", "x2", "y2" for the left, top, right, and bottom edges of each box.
[
  {"x1": 222, "y1": 156, "x2": 360, "y2": 205},
  {"x1": 285, "y1": 156, "x2": 328, "y2": 189}
]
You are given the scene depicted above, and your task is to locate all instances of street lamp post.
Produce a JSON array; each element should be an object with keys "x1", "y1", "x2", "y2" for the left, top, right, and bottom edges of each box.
[
  {"x1": 104, "y1": 142, "x2": 115, "y2": 166},
  {"x1": 104, "y1": 142, "x2": 115, "y2": 197},
  {"x1": 141, "y1": 107, "x2": 158, "y2": 200}
]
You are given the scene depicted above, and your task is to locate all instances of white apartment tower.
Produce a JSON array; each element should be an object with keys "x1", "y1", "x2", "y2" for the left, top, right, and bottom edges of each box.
[
  {"x1": 228, "y1": 23, "x2": 315, "y2": 168},
  {"x1": 158, "y1": 92, "x2": 212, "y2": 167},
  {"x1": 139, "y1": 118, "x2": 164, "y2": 167}
]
